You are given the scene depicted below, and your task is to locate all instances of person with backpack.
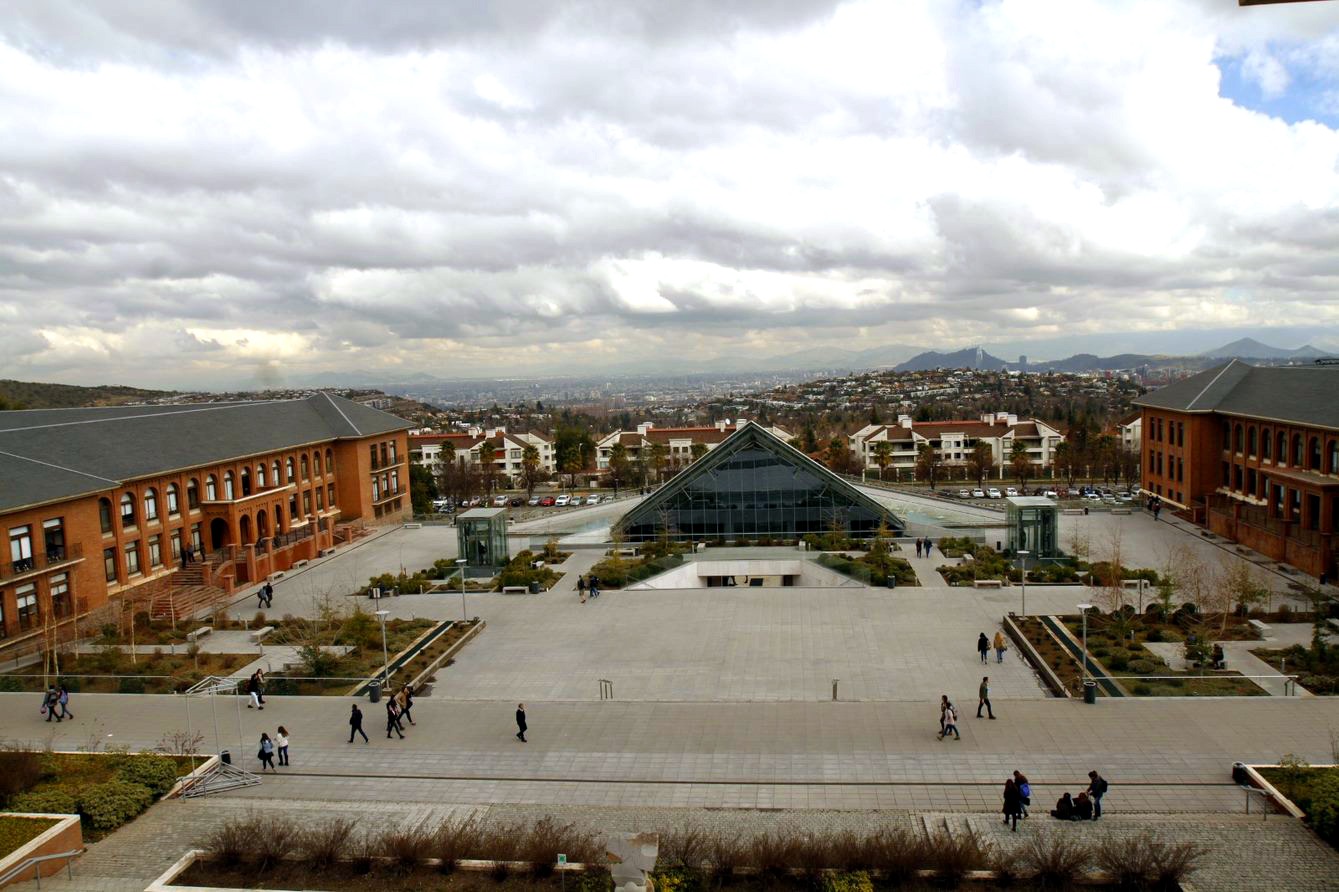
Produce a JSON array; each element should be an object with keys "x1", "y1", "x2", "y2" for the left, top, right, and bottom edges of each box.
[
  {"x1": 1002, "y1": 778, "x2": 1023, "y2": 831},
  {"x1": 589, "y1": 574, "x2": 600, "y2": 599},
  {"x1": 1087, "y1": 770, "x2": 1109, "y2": 819},
  {"x1": 937, "y1": 699, "x2": 960, "y2": 740},
  {"x1": 257, "y1": 732, "x2": 276, "y2": 772},
  {"x1": 348, "y1": 704, "x2": 368, "y2": 743},
  {"x1": 386, "y1": 698, "x2": 405, "y2": 739},
  {"x1": 976, "y1": 632, "x2": 989, "y2": 664},
  {"x1": 57, "y1": 684, "x2": 73, "y2": 720},
  {"x1": 41, "y1": 685, "x2": 61, "y2": 722},
  {"x1": 1013, "y1": 770, "x2": 1031, "y2": 818}
]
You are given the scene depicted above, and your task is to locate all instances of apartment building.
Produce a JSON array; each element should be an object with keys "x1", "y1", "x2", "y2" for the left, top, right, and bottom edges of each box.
[
  {"x1": 410, "y1": 428, "x2": 555, "y2": 485},
  {"x1": 1134, "y1": 360, "x2": 1338, "y2": 580},
  {"x1": 0, "y1": 394, "x2": 411, "y2": 649},
  {"x1": 848, "y1": 412, "x2": 1065, "y2": 477},
  {"x1": 595, "y1": 420, "x2": 792, "y2": 474}
]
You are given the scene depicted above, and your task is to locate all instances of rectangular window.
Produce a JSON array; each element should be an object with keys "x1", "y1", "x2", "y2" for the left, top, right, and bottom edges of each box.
[
  {"x1": 389, "y1": 442, "x2": 397, "y2": 463},
  {"x1": 148, "y1": 535, "x2": 162, "y2": 568},
  {"x1": 190, "y1": 524, "x2": 203, "y2": 553},
  {"x1": 16, "y1": 584, "x2": 37, "y2": 630},
  {"x1": 327, "y1": 484, "x2": 336, "y2": 506},
  {"x1": 167, "y1": 486, "x2": 179, "y2": 515},
  {"x1": 391, "y1": 470, "x2": 400, "y2": 494},
  {"x1": 380, "y1": 443, "x2": 389, "y2": 467},
  {"x1": 303, "y1": 492, "x2": 312, "y2": 515},
  {"x1": 0, "y1": 596, "x2": 5, "y2": 639},
  {"x1": 372, "y1": 479, "x2": 380, "y2": 501},
  {"x1": 8, "y1": 525, "x2": 33, "y2": 574},
  {"x1": 43, "y1": 518, "x2": 65, "y2": 562},
  {"x1": 289, "y1": 495, "x2": 299, "y2": 521},
  {"x1": 369, "y1": 445, "x2": 377, "y2": 469},
  {"x1": 100, "y1": 499, "x2": 113, "y2": 533},
  {"x1": 50, "y1": 573, "x2": 71, "y2": 618},
  {"x1": 316, "y1": 488, "x2": 324, "y2": 510},
  {"x1": 104, "y1": 547, "x2": 118, "y2": 583},
  {"x1": 124, "y1": 541, "x2": 141, "y2": 576}
]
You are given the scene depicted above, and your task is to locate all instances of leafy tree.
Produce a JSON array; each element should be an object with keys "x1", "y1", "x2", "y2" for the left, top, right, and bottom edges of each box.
[
  {"x1": 649, "y1": 442, "x2": 669, "y2": 484},
  {"x1": 916, "y1": 442, "x2": 941, "y2": 490},
  {"x1": 801, "y1": 424, "x2": 819, "y2": 454},
  {"x1": 690, "y1": 442, "x2": 708, "y2": 463},
  {"x1": 967, "y1": 441, "x2": 994, "y2": 488},
  {"x1": 408, "y1": 461, "x2": 438, "y2": 514},
  {"x1": 477, "y1": 441, "x2": 500, "y2": 493},
  {"x1": 519, "y1": 444, "x2": 544, "y2": 497},
  {"x1": 1010, "y1": 440, "x2": 1033, "y2": 492},
  {"x1": 871, "y1": 441, "x2": 893, "y2": 481},
  {"x1": 608, "y1": 443, "x2": 632, "y2": 497}
]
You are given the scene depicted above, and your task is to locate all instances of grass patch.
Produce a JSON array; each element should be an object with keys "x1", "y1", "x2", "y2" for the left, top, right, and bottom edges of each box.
[
  {"x1": 0, "y1": 651, "x2": 259, "y2": 694},
  {"x1": 0, "y1": 816, "x2": 58, "y2": 857},
  {"x1": 1259, "y1": 763, "x2": 1339, "y2": 848}
]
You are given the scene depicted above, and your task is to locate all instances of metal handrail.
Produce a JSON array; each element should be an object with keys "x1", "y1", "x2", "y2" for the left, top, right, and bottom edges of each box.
[{"x1": 0, "y1": 848, "x2": 84, "y2": 887}]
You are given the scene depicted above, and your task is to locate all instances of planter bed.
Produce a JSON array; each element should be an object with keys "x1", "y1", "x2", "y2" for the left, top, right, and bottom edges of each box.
[
  {"x1": 0, "y1": 815, "x2": 58, "y2": 858},
  {"x1": 1254, "y1": 764, "x2": 1339, "y2": 849},
  {"x1": 1250, "y1": 646, "x2": 1339, "y2": 695},
  {"x1": 0, "y1": 652, "x2": 262, "y2": 694}
]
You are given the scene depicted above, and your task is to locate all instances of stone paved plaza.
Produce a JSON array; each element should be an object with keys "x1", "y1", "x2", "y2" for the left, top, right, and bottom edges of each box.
[{"x1": 8, "y1": 507, "x2": 1339, "y2": 891}]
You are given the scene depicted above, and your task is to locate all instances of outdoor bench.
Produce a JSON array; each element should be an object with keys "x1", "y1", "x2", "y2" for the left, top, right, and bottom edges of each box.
[
  {"x1": 500, "y1": 585, "x2": 531, "y2": 594},
  {"x1": 249, "y1": 625, "x2": 274, "y2": 643},
  {"x1": 973, "y1": 579, "x2": 1004, "y2": 589},
  {"x1": 186, "y1": 626, "x2": 212, "y2": 643}
]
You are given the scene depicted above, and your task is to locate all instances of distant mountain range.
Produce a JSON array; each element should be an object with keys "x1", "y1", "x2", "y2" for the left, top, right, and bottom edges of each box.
[
  {"x1": 887, "y1": 338, "x2": 1335, "y2": 374},
  {"x1": 1197, "y1": 337, "x2": 1329, "y2": 360}
]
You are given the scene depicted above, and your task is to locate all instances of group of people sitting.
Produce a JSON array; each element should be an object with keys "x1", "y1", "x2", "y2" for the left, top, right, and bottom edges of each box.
[{"x1": 1050, "y1": 791, "x2": 1096, "y2": 821}]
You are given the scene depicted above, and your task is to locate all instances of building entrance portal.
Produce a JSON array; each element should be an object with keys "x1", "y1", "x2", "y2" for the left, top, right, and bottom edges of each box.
[{"x1": 209, "y1": 517, "x2": 229, "y2": 551}]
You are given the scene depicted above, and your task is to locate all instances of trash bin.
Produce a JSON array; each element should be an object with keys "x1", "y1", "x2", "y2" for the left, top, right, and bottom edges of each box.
[
  {"x1": 368, "y1": 681, "x2": 381, "y2": 703},
  {"x1": 1232, "y1": 762, "x2": 1249, "y2": 785},
  {"x1": 1083, "y1": 506, "x2": 1089, "y2": 516},
  {"x1": 1083, "y1": 680, "x2": 1097, "y2": 704},
  {"x1": 887, "y1": 576, "x2": 897, "y2": 589},
  {"x1": 528, "y1": 580, "x2": 541, "y2": 594},
  {"x1": 220, "y1": 749, "x2": 231, "y2": 765}
]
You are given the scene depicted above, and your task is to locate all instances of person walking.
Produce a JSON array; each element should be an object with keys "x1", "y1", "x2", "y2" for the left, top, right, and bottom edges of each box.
[
  {"x1": 1087, "y1": 770, "x2": 1108, "y2": 819},
  {"x1": 915, "y1": 538, "x2": 923, "y2": 558},
  {"x1": 994, "y1": 630, "x2": 1007, "y2": 663},
  {"x1": 264, "y1": 582, "x2": 274, "y2": 608},
  {"x1": 275, "y1": 726, "x2": 290, "y2": 766},
  {"x1": 42, "y1": 685, "x2": 61, "y2": 722},
  {"x1": 976, "y1": 632, "x2": 989, "y2": 664},
  {"x1": 246, "y1": 671, "x2": 264, "y2": 709},
  {"x1": 937, "y1": 694, "x2": 949, "y2": 737},
  {"x1": 589, "y1": 575, "x2": 600, "y2": 599},
  {"x1": 386, "y1": 699, "x2": 405, "y2": 739},
  {"x1": 348, "y1": 704, "x2": 369, "y2": 743},
  {"x1": 977, "y1": 676, "x2": 995, "y2": 719},
  {"x1": 397, "y1": 684, "x2": 416, "y2": 726},
  {"x1": 257, "y1": 733, "x2": 276, "y2": 772},
  {"x1": 57, "y1": 684, "x2": 73, "y2": 720},
  {"x1": 924, "y1": 538, "x2": 933, "y2": 557},
  {"x1": 578, "y1": 575, "x2": 587, "y2": 604},
  {"x1": 257, "y1": 584, "x2": 268, "y2": 609},
  {"x1": 1013, "y1": 770, "x2": 1031, "y2": 818},
  {"x1": 938, "y1": 699, "x2": 960, "y2": 740},
  {"x1": 515, "y1": 703, "x2": 527, "y2": 742},
  {"x1": 1002, "y1": 778, "x2": 1023, "y2": 831}
]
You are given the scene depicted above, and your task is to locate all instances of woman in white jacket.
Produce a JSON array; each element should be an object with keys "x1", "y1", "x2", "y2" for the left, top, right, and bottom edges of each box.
[{"x1": 275, "y1": 726, "x2": 290, "y2": 767}]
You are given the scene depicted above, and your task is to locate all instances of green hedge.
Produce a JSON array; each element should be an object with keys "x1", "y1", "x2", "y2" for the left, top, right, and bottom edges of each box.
[
  {"x1": 79, "y1": 780, "x2": 154, "y2": 831},
  {"x1": 116, "y1": 755, "x2": 180, "y2": 796},
  {"x1": 8, "y1": 790, "x2": 76, "y2": 815}
]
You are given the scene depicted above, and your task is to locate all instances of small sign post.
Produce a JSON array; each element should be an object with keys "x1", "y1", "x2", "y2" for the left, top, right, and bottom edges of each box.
[{"x1": 557, "y1": 853, "x2": 567, "y2": 891}]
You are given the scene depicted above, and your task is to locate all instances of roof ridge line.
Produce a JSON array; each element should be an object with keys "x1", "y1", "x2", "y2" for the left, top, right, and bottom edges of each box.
[
  {"x1": 320, "y1": 392, "x2": 363, "y2": 437},
  {"x1": 1186, "y1": 360, "x2": 1239, "y2": 411},
  {"x1": 0, "y1": 448, "x2": 121, "y2": 485},
  {"x1": 0, "y1": 400, "x2": 276, "y2": 433}
]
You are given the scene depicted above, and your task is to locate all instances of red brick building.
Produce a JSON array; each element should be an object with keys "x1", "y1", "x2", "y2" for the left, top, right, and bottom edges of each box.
[
  {"x1": 0, "y1": 393, "x2": 411, "y2": 651},
  {"x1": 1134, "y1": 360, "x2": 1339, "y2": 580}
]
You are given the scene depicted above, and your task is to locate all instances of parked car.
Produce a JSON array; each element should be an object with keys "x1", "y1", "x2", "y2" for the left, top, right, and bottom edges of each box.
[
  {"x1": 539, "y1": 496, "x2": 556, "y2": 507},
  {"x1": 585, "y1": 494, "x2": 602, "y2": 505},
  {"x1": 972, "y1": 488, "x2": 986, "y2": 498},
  {"x1": 957, "y1": 489, "x2": 970, "y2": 499},
  {"x1": 432, "y1": 498, "x2": 452, "y2": 513},
  {"x1": 467, "y1": 496, "x2": 483, "y2": 507},
  {"x1": 492, "y1": 495, "x2": 508, "y2": 507},
  {"x1": 987, "y1": 487, "x2": 1002, "y2": 499},
  {"x1": 555, "y1": 494, "x2": 571, "y2": 507},
  {"x1": 1042, "y1": 489, "x2": 1058, "y2": 498},
  {"x1": 509, "y1": 497, "x2": 525, "y2": 507},
  {"x1": 1084, "y1": 492, "x2": 1102, "y2": 502},
  {"x1": 1005, "y1": 487, "x2": 1019, "y2": 497},
  {"x1": 527, "y1": 496, "x2": 541, "y2": 506}
]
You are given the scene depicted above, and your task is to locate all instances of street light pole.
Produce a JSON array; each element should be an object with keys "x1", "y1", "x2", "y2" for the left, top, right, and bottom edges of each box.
[
  {"x1": 375, "y1": 609, "x2": 390, "y2": 687},
  {"x1": 1077, "y1": 603, "x2": 1093, "y2": 684},
  {"x1": 456, "y1": 557, "x2": 468, "y2": 622},
  {"x1": 1017, "y1": 549, "x2": 1030, "y2": 618}
]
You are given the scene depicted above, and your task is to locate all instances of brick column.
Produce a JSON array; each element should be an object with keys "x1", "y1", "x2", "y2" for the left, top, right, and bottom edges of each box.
[{"x1": 243, "y1": 544, "x2": 258, "y2": 586}]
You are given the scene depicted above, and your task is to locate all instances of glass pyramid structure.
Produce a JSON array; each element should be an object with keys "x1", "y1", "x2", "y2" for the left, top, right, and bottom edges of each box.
[{"x1": 615, "y1": 422, "x2": 902, "y2": 542}]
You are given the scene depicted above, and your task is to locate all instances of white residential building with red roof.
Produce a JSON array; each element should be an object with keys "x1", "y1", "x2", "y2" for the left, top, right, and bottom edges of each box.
[
  {"x1": 410, "y1": 428, "x2": 555, "y2": 484},
  {"x1": 848, "y1": 412, "x2": 1064, "y2": 478},
  {"x1": 596, "y1": 420, "x2": 792, "y2": 471}
]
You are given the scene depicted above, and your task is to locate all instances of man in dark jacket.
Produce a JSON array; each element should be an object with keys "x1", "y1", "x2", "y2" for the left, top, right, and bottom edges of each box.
[
  {"x1": 515, "y1": 703, "x2": 527, "y2": 742},
  {"x1": 977, "y1": 676, "x2": 995, "y2": 719},
  {"x1": 348, "y1": 704, "x2": 368, "y2": 743},
  {"x1": 977, "y1": 632, "x2": 989, "y2": 664},
  {"x1": 1087, "y1": 770, "x2": 1108, "y2": 819}
]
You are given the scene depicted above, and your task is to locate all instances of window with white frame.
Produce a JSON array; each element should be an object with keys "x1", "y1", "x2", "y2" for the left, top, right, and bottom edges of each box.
[
  {"x1": 124, "y1": 541, "x2": 141, "y2": 576},
  {"x1": 120, "y1": 492, "x2": 136, "y2": 528},
  {"x1": 166, "y1": 483, "x2": 179, "y2": 515},
  {"x1": 50, "y1": 573, "x2": 70, "y2": 618},
  {"x1": 9, "y1": 525, "x2": 33, "y2": 574},
  {"x1": 205, "y1": 475, "x2": 218, "y2": 500},
  {"x1": 16, "y1": 584, "x2": 37, "y2": 630},
  {"x1": 144, "y1": 488, "x2": 158, "y2": 521},
  {"x1": 148, "y1": 535, "x2": 162, "y2": 568}
]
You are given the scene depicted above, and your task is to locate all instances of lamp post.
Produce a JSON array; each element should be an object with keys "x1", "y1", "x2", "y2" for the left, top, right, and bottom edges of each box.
[
  {"x1": 1017, "y1": 549, "x2": 1030, "y2": 618},
  {"x1": 1077, "y1": 603, "x2": 1093, "y2": 684},
  {"x1": 456, "y1": 557, "x2": 468, "y2": 621},
  {"x1": 375, "y1": 609, "x2": 391, "y2": 687}
]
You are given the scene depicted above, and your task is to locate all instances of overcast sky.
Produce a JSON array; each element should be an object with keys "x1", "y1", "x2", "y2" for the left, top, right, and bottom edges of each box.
[{"x1": 2, "y1": 0, "x2": 1338, "y2": 389}]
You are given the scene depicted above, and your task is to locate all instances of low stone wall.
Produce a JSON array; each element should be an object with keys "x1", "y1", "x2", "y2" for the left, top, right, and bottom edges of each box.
[{"x1": 0, "y1": 813, "x2": 82, "y2": 888}]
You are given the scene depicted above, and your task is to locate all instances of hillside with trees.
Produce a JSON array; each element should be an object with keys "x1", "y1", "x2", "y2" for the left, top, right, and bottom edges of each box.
[{"x1": 0, "y1": 379, "x2": 175, "y2": 410}]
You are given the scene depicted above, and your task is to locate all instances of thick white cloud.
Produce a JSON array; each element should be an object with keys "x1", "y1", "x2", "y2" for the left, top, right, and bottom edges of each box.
[{"x1": 0, "y1": 0, "x2": 1337, "y2": 388}]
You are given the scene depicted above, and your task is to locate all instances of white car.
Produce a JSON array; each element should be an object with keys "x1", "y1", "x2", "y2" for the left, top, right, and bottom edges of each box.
[
  {"x1": 1005, "y1": 487, "x2": 1019, "y2": 497},
  {"x1": 554, "y1": 494, "x2": 571, "y2": 507},
  {"x1": 971, "y1": 489, "x2": 986, "y2": 498},
  {"x1": 492, "y1": 494, "x2": 508, "y2": 507},
  {"x1": 957, "y1": 490, "x2": 970, "y2": 499},
  {"x1": 1084, "y1": 492, "x2": 1102, "y2": 502},
  {"x1": 585, "y1": 494, "x2": 602, "y2": 505},
  {"x1": 1043, "y1": 489, "x2": 1058, "y2": 498},
  {"x1": 987, "y1": 487, "x2": 1002, "y2": 499}
]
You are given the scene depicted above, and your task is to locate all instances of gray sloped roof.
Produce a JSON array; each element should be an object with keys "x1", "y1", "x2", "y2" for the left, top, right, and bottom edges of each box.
[
  {"x1": 1132, "y1": 360, "x2": 1339, "y2": 429},
  {"x1": 0, "y1": 393, "x2": 411, "y2": 513}
]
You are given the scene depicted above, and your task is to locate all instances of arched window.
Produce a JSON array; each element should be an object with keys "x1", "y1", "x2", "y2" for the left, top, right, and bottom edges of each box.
[
  {"x1": 286, "y1": 458, "x2": 295, "y2": 483},
  {"x1": 1261, "y1": 429, "x2": 1272, "y2": 459},
  {"x1": 1247, "y1": 426, "x2": 1257, "y2": 456},
  {"x1": 1277, "y1": 433, "x2": 1288, "y2": 464},
  {"x1": 1293, "y1": 434, "x2": 1304, "y2": 467},
  {"x1": 144, "y1": 488, "x2": 158, "y2": 521},
  {"x1": 1309, "y1": 437, "x2": 1321, "y2": 470},
  {"x1": 300, "y1": 455, "x2": 309, "y2": 480},
  {"x1": 205, "y1": 475, "x2": 218, "y2": 500},
  {"x1": 256, "y1": 464, "x2": 266, "y2": 488},
  {"x1": 224, "y1": 472, "x2": 235, "y2": 500},
  {"x1": 316, "y1": 487, "x2": 324, "y2": 510},
  {"x1": 325, "y1": 449, "x2": 334, "y2": 474},
  {"x1": 1222, "y1": 420, "x2": 1231, "y2": 446},
  {"x1": 188, "y1": 478, "x2": 200, "y2": 509},
  {"x1": 289, "y1": 494, "x2": 299, "y2": 521},
  {"x1": 120, "y1": 492, "x2": 135, "y2": 528},
  {"x1": 312, "y1": 450, "x2": 322, "y2": 477},
  {"x1": 166, "y1": 483, "x2": 179, "y2": 516},
  {"x1": 99, "y1": 497, "x2": 113, "y2": 534},
  {"x1": 240, "y1": 467, "x2": 251, "y2": 497},
  {"x1": 1235, "y1": 424, "x2": 1244, "y2": 453}
]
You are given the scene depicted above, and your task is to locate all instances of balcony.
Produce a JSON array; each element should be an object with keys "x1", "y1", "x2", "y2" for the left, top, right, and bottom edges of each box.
[{"x1": 2, "y1": 543, "x2": 84, "y2": 584}]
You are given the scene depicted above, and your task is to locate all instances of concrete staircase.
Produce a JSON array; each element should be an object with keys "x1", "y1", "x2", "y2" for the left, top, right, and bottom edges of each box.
[{"x1": 148, "y1": 562, "x2": 229, "y2": 624}]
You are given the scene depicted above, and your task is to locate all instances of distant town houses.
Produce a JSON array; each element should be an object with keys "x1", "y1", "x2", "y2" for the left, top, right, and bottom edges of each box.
[
  {"x1": 596, "y1": 420, "x2": 793, "y2": 473},
  {"x1": 1117, "y1": 411, "x2": 1142, "y2": 453},
  {"x1": 849, "y1": 412, "x2": 1065, "y2": 479},
  {"x1": 409, "y1": 428, "x2": 555, "y2": 485}
]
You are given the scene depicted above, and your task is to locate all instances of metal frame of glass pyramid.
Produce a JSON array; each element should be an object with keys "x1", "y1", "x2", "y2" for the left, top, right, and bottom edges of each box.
[{"x1": 615, "y1": 421, "x2": 903, "y2": 542}]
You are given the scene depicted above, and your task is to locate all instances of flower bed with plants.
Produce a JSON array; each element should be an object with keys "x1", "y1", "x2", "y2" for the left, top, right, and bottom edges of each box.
[
  {"x1": 1257, "y1": 759, "x2": 1339, "y2": 848},
  {"x1": 816, "y1": 550, "x2": 918, "y2": 587},
  {"x1": 1250, "y1": 645, "x2": 1339, "y2": 695},
  {"x1": 177, "y1": 814, "x2": 1207, "y2": 890},
  {"x1": 0, "y1": 648, "x2": 260, "y2": 694},
  {"x1": 262, "y1": 612, "x2": 438, "y2": 695},
  {"x1": 0, "y1": 815, "x2": 58, "y2": 858},
  {"x1": 0, "y1": 749, "x2": 192, "y2": 840},
  {"x1": 588, "y1": 541, "x2": 690, "y2": 589},
  {"x1": 493, "y1": 550, "x2": 564, "y2": 591}
]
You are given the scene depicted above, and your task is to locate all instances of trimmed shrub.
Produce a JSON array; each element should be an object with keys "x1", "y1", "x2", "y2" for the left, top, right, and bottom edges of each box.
[
  {"x1": 1303, "y1": 773, "x2": 1339, "y2": 846},
  {"x1": 79, "y1": 780, "x2": 154, "y2": 831},
  {"x1": 116, "y1": 755, "x2": 181, "y2": 796},
  {"x1": 1127, "y1": 658, "x2": 1157, "y2": 676},
  {"x1": 1019, "y1": 831, "x2": 1092, "y2": 887},
  {"x1": 117, "y1": 677, "x2": 146, "y2": 694},
  {"x1": 820, "y1": 871, "x2": 874, "y2": 892},
  {"x1": 1145, "y1": 627, "x2": 1165, "y2": 643},
  {"x1": 8, "y1": 789, "x2": 77, "y2": 815}
]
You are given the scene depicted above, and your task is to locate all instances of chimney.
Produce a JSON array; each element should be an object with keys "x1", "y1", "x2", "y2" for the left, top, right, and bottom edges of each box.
[
  {"x1": 981, "y1": 412, "x2": 993, "y2": 425},
  {"x1": 636, "y1": 422, "x2": 652, "y2": 435},
  {"x1": 899, "y1": 415, "x2": 913, "y2": 429},
  {"x1": 1006, "y1": 414, "x2": 1018, "y2": 426},
  {"x1": 716, "y1": 419, "x2": 729, "y2": 431}
]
